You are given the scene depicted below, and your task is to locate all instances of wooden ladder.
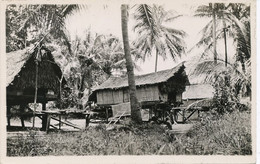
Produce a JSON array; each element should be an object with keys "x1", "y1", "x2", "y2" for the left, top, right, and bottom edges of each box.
[{"x1": 106, "y1": 111, "x2": 126, "y2": 128}]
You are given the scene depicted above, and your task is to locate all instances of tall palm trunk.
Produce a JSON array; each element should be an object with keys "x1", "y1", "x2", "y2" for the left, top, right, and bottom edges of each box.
[
  {"x1": 212, "y1": 3, "x2": 217, "y2": 65},
  {"x1": 155, "y1": 49, "x2": 158, "y2": 72},
  {"x1": 121, "y1": 4, "x2": 142, "y2": 123}
]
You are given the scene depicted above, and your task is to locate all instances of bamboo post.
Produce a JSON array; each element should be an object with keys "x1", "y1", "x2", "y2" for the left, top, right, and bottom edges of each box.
[{"x1": 32, "y1": 46, "x2": 40, "y2": 128}]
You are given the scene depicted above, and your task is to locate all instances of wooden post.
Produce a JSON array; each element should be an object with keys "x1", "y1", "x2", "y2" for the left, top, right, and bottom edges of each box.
[
  {"x1": 149, "y1": 108, "x2": 152, "y2": 120},
  {"x1": 41, "y1": 102, "x2": 47, "y2": 130},
  {"x1": 182, "y1": 109, "x2": 185, "y2": 123},
  {"x1": 46, "y1": 114, "x2": 51, "y2": 133},
  {"x1": 20, "y1": 104, "x2": 26, "y2": 128},
  {"x1": 105, "y1": 108, "x2": 109, "y2": 123},
  {"x1": 59, "y1": 115, "x2": 61, "y2": 130},
  {"x1": 85, "y1": 114, "x2": 90, "y2": 129},
  {"x1": 7, "y1": 106, "x2": 11, "y2": 127}
]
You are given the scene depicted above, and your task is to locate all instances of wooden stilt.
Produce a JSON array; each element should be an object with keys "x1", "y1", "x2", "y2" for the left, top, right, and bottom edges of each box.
[
  {"x1": 41, "y1": 102, "x2": 47, "y2": 130},
  {"x1": 85, "y1": 114, "x2": 90, "y2": 129},
  {"x1": 20, "y1": 104, "x2": 25, "y2": 128},
  {"x1": 46, "y1": 114, "x2": 51, "y2": 132},
  {"x1": 7, "y1": 106, "x2": 11, "y2": 127},
  {"x1": 182, "y1": 109, "x2": 185, "y2": 123},
  {"x1": 59, "y1": 115, "x2": 61, "y2": 130},
  {"x1": 105, "y1": 108, "x2": 109, "y2": 123}
]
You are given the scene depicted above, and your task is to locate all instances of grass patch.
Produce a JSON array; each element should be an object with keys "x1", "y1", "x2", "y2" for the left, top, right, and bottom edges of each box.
[{"x1": 7, "y1": 111, "x2": 251, "y2": 156}]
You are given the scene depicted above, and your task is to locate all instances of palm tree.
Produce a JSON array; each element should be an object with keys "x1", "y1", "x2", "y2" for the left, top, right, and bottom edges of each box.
[
  {"x1": 6, "y1": 4, "x2": 80, "y2": 53},
  {"x1": 121, "y1": 4, "x2": 142, "y2": 123},
  {"x1": 189, "y1": 3, "x2": 251, "y2": 111},
  {"x1": 226, "y1": 3, "x2": 250, "y2": 72},
  {"x1": 133, "y1": 5, "x2": 186, "y2": 72},
  {"x1": 193, "y1": 3, "x2": 250, "y2": 67},
  {"x1": 194, "y1": 3, "x2": 227, "y2": 64},
  {"x1": 77, "y1": 33, "x2": 127, "y2": 96}
]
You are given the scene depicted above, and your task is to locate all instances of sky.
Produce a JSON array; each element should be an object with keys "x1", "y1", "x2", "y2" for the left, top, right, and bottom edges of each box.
[{"x1": 65, "y1": 3, "x2": 236, "y2": 75}]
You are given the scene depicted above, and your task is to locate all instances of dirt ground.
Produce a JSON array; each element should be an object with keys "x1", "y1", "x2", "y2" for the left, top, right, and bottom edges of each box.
[
  {"x1": 7, "y1": 117, "x2": 87, "y2": 131},
  {"x1": 7, "y1": 116, "x2": 194, "y2": 136}
]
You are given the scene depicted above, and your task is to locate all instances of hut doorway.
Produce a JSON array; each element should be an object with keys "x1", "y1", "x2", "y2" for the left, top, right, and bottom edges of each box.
[{"x1": 168, "y1": 91, "x2": 176, "y2": 105}]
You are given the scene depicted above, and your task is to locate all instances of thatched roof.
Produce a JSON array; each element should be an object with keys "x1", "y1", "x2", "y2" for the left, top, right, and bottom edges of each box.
[
  {"x1": 184, "y1": 60, "x2": 227, "y2": 84},
  {"x1": 93, "y1": 62, "x2": 187, "y2": 91},
  {"x1": 183, "y1": 84, "x2": 214, "y2": 100},
  {"x1": 7, "y1": 47, "x2": 31, "y2": 86},
  {"x1": 6, "y1": 44, "x2": 64, "y2": 91}
]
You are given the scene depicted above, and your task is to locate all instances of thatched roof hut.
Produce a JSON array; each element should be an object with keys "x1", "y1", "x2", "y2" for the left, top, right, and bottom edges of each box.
[
  {"x1": 6, "y1": 44, "x2": 65, "y2": 106},
  {"x1": 90, "y1": 63, "x2": 189, "y2": 106}
]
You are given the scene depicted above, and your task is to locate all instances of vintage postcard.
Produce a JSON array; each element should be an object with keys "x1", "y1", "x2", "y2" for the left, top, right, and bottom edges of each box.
[{"x1": 0, "y1": 0, "x2": 257, "y2": 163}]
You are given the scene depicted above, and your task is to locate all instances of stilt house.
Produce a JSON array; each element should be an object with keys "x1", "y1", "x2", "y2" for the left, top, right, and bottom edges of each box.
[
  {"x1": 90, "y1": 63, "x2": 189, "y2": 107},
  {"x1": 6, "y1": 44, "x2": 65, "y2": 128}
]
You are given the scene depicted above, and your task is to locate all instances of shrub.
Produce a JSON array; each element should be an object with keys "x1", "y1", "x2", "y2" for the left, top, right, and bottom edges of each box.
[
  {"x1": 7, "y1": 111, "x2": 251, "y2": 156},
  {"x1": 176, "y1": 110, "x2": 252, "y2": 155}
]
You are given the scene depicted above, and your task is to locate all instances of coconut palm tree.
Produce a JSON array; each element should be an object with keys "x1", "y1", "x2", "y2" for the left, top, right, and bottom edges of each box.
[
  {"x1": 193, "y1": 3, "x2": 228, "y2": 64},
  {"x1": 121, "y1": 4, "x2": 142, "y2": 123},
  {"x1": 133, "y1": 4, "x2": 186, "y2": 72},
  {"x1": 189, "y1": 3, "x2": 251, "y2": 112},
  {"x1": 6, "y1": 4, "x2": 80, "y2": 53},
  {"x1": 193, "y1": 3, "x2": 250, "y2": 67},
  {"x1": 225, "y1": 3, "x2": 250, "y2": 72}
]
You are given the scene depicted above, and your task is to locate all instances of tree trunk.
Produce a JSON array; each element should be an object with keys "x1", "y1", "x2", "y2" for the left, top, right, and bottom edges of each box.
[
  {"x1": 155, "y1": 49, "x2": 158, "y2": 72},
  {"x1": 212, "y1": 3, "x2": 217, "y2": 65},
  {"x1": 121, "y1": 4, "x2": 142, "y2": 123}
]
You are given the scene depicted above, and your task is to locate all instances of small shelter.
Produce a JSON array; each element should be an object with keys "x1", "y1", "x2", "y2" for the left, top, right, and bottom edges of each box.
[
  {"x1": 6, "y1": 44, "x2": 65, "y2": 129},
  {"x1": 90, "y1": 63, "x2": 189, "y2": 109},
  {"x1": 182, "y1": 84, "x2": 214, "y2": 107}
]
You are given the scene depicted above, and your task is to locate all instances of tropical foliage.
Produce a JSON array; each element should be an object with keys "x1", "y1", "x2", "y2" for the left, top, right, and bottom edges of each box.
[
  {"x1": 61, "y1": 32, "x2": 127, "y2": 109},
  {"x1": 6, "y1": 4, "x2": 128, "y2": 110},
  {"x1": 133, "y1": 4, "x2": 186, "y2": 72},
  {"x1": 193, "y1": 3, "x2": 250, "y2": 64},
  {"x1": 6, "y1": 4, "x2": 79, "y2": 52}
]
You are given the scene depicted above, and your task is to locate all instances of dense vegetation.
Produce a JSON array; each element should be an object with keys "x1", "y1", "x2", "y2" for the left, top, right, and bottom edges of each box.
[{"x1": 7, "y1": 110, "x2": 251, "y2": 156}]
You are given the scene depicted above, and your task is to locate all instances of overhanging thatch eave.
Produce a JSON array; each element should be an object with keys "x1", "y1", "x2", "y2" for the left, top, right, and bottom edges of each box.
[
  {"x1": 93, "y1": 62, "x2": 186, "y2": 92},
  {"x1": 6, "y1": 45, "x2": 64, "y2": 92},
  {"x1": 6, "y1": 46, "x2": 34, "y2": 87}
]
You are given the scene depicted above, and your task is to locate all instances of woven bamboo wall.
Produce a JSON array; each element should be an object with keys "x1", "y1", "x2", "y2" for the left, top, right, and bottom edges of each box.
[{"x1": 96, "y1": 85, "x2": 161, "y2": 105}]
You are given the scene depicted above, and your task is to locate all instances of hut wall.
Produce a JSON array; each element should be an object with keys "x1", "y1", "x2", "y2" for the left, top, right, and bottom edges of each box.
[
  {"x1": 96, "y1": 92, "x2": 104, "y2": 104},
  {"x1": 97, "y1": 89, "x2": 124, "y2": 105},
  {"x1": 123, "y1": 89, "x2": 129, "y2": 103},
  {"x1": 113, "y1": 89, "x2": 124, "y2": 104},
  {"x1": 136, "y1": 85, "x2": 160, "y2": 102},
  {"x1": 96, "y1": 85, "x2": 161, "y2": 105}
]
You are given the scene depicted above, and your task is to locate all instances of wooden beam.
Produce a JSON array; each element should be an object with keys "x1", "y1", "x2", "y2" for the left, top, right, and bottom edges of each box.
[{"x1": 50, "y1": 117, "x2": 81, "y2": 130}]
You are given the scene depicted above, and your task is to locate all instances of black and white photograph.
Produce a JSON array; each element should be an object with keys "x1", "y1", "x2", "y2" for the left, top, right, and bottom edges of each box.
[{"x1": 1, "y1": 0, "x2": 257, "y2": 163}]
